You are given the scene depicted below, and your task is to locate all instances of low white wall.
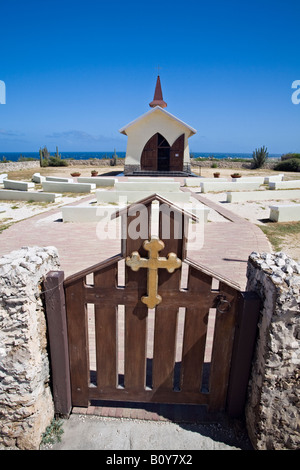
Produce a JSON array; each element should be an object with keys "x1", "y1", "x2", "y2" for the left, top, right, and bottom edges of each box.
[
  {"x1": 0, "y1": 189, "x2": 61, "y2": 202},
  {"x1": 226, "y1": 189, "x2": 300, "y2": 203},
  {"x1": 96, "y1": 190, "x2": 191, "y2": 204},
  {"x1": 32, "y1": 173, "x2": 46, "y2": 183},
  {"x1": 45, "y1": 176, "x2": 73, "y2": 183},
  {"x1": 62, "y1": 204, "x2": 209, "y2": 223},
  {"x1": 114, "y1": 182, "x2": 181, "y2": 192},
  {"x1": 3, "y1": 179, "x2": 35, "y2": 191},
  {"x1": 269, "y1": 180, "x2": 300, "y2": 190},
  {"x1": 0, "y1": 173, "x2": 8, "y2": 183},
  {"x1": 185, "y1": 177, "x2": 228, "y2": 186},
  {"x1": 201, "y1": 181, "x2": 261, "y2": 193},
  {"x1": 62, "y1": 205, "x2": 119, "y2": 223},
  {"x1": 42, "y1": 181, "x2": 96, "y2": 193},
  {"x1": 264, "y1": 174, "x2": 284, "y2": 183},
  {"x1": 77, "y1": 177, "x2": 117, "y2": 186},
  {"x1": 232, "y1": 176, "x2": 265, "y2": 184},
  {"x1": 269, "y1": 204, "x2": 300, "y2": 222},
  {"x1": 128, "y1": 177, "x2": 174, "y2": 182}
]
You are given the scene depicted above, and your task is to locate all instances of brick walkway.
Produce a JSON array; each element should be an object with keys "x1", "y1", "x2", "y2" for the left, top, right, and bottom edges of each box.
[
  {"x1": 0, "y1": 182, "x2": 271, "y2": 422},
  {"x1": 0, "y1": 183, "x2": 270, "y2": 288}
]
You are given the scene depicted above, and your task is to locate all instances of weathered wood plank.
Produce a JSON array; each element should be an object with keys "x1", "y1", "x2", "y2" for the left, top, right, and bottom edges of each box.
[
  {"x1": 159, "y1": 208, "x2": 184, "y2": 258},
  {"x1": 44, "y1": 271, "x2": 72, "y2": 417},
  {"x1": 94, "y1": 264, "x2": 118, "y2": 390},
  {"x1": 64, "y1": 278, "x2": 89, "y2": 407},
  {"x1": 88, "y1": 386, "x2": 209, "y2": 405},
  {"x1": 124, "y1": 305, "x2": 148, "y2": 390},
  {"x1": 152, "y1": 305, "x2": 178, "y2": 391},
  {"x1": 179, "y1": 266, "x2": 213, "y2": 392},
  {"x1": 208, "y1": 282, "x2": 239, "y2": 411},
  {"x1": 180, "y1": 306, "x2": 208, "y2": 392}
]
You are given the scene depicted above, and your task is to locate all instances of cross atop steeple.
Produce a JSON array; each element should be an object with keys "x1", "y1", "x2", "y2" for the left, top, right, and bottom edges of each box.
[{"x1": 149, "y1": 75, "x2": 167, "y2": 108}]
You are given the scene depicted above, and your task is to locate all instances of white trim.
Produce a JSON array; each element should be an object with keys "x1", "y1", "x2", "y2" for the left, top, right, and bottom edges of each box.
[{"x1": 119, "y1": 106, "x2": 197, "y2": 137}]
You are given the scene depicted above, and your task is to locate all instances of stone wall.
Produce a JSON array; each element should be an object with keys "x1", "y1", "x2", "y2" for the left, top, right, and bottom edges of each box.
[
  {"x1": 0, "y1": 246, "x2": 60, "y2": 450},
  {"x1": 191, "y1": 159, "x2": 279, "y2": 170},
  {"x1": 0, "y1": 158, "x2": 281, "y2": 173},
  {"x1": 0, "y1": 161, "x2": 40, "y2": 173},
  {"x1": 67, "y1": 158, "x2": 124, "y2": 167},
  {"x1": 245, "y1": 251, "x2": 300, "y2": 450},
  {"x1": 0, "y1": 159, "x2": 124, "y2": 173}
]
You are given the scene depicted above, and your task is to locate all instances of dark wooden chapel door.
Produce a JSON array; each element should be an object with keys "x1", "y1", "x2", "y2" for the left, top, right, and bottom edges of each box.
[
  {"x1": 141, "y1": 133, "x2": 171, "y2": 171},
  {"x1": 141, "y1": 134, "x2": 158, "y2": 171},
  {"x1": 169, "y1": 134, "x2": 184, "y2": 172}
]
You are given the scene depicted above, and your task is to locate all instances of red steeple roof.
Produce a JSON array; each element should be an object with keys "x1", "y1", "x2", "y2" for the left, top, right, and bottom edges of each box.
[{"x1": 149, "y1": 75, "x2": 167, "y2": 108}]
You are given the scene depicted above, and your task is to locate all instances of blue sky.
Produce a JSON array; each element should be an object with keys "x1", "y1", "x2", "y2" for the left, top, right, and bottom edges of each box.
[{"x1": 0, "y1": 0, "x2": 300, "y2": 154}]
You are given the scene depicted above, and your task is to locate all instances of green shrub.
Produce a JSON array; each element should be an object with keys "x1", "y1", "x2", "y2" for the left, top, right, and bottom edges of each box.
[
  {"x1": 48, "y1": 156, "x2": 68, "y2": 167},
  {"x1": 39, "y1": 146, "x2": 67, "y2": 167},
  {"x1": 252, "y1": 145, "x2": 268, "y2": 168},
  {"x1": 18, "y1": 155, "x2": 38, "y2": 161},
  {"x1": 274, "y1": 158, "x2": 300, "y2": 172},
  {"x1": 40, "y1": 156, "x2": 68, "y2": 167},
  {"x1": 281, "y1": 153, "x2": 300, "y2": 161}
]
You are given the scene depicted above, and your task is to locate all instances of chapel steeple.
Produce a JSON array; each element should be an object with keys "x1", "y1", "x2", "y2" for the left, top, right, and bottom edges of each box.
[{"x1": 149, "y1": 75, "x2": 167, "y2": 108}]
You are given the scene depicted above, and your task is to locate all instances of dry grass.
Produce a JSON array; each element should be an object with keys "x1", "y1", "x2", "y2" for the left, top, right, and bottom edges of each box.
[
  {"x1": 259, "y1": 221, "x2": 300, "y2": 254},
  {"x1": 7, "y1": 165, "x2": 124, "y2": 181}
]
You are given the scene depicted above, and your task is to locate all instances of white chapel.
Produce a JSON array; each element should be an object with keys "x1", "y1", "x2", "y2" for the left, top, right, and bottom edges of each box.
[{"x1": 119, "y1": 76, "x2": 196, "y2": 176}]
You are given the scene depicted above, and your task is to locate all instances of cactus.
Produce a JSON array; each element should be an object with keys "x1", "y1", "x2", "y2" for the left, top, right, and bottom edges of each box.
[
  {"x1": 110, "y1": 148, "x2": 117, "y2": 166},
  {"x1": 252, "y1": 145, "x2": 268, "y2": 168}
]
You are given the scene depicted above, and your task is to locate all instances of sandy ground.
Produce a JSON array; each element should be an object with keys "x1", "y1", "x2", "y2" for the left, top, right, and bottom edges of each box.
[
  {"x1": 1, "y1": 164, "x2": 300, "y2": 261},
  {"x1": 190, "y1": 190, "x2": 297, "y2": 225}
]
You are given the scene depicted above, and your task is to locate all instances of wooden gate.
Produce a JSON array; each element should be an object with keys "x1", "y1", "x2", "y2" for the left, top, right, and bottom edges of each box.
[{"x1": 45, "y1": 195, "x2": 260, "y2": 417}]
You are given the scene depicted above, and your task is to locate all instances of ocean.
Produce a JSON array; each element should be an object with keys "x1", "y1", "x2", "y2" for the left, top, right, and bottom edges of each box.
[{"x1": 0, "y1": 151, "x2": 281, "y2": 162}]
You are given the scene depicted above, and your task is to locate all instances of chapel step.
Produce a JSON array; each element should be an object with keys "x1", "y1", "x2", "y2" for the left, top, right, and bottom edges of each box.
[{"x1": 127, "y1": 170, "x2": 193, "y2": 177}]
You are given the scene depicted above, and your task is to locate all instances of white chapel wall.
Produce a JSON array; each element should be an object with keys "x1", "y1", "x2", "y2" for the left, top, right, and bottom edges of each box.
[{"x1": 124, "y1": 111, "x2": 191, "y2": 167}]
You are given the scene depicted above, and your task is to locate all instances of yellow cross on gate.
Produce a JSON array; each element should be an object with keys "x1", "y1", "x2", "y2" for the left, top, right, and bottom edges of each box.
[{"x1": 125, "y1": 236, "x2": 182, "y2": 309}]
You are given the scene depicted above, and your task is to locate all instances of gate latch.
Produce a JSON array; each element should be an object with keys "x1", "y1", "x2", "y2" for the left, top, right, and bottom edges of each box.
[{"x1": 215, "y1": 295, "x2": 231, "y2": 314}]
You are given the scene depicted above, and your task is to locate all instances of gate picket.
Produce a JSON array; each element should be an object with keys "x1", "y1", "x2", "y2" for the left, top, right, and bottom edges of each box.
[
  {"x1": 208, "y1": 281, "x2": 238, "y2": 411},
  {"x1": 152, "y1": 305, "x2": 178, "y2": 391},
  {"x1": 94, "y1": 264, "x2": 118, "y2": 390},
  {"x1": 65, "y1": 278, "x2": 89, "y2": 407},
  {"x1": 179, "y1": 265, "x2": 213, "y2": 393},
  {"x1": 124, "y1": 305, "x2": 148, "y2": 390},
  {"x1": 180, "y1": 306, "x2": 207, "y2": 392}
]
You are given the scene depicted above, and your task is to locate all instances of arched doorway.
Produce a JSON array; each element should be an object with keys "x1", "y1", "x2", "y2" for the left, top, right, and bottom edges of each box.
[
  {"x1": 141, "y1": 133, "x2": 185, "y2": 172},
  {"x1": 141, "y1": 133, "x2": 170, "y2": 171},
  {"x1": 157, "y1": 134, "x2": 170, "y2": 171}
]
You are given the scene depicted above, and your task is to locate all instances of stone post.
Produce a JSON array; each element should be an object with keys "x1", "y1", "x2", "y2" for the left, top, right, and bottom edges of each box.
[
  {"x1": 245, "y1": 251, "x2": 300, "y2": 450},
  {"x1": 0, "y1": 246, "x2": 60, "y2": 450}
]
